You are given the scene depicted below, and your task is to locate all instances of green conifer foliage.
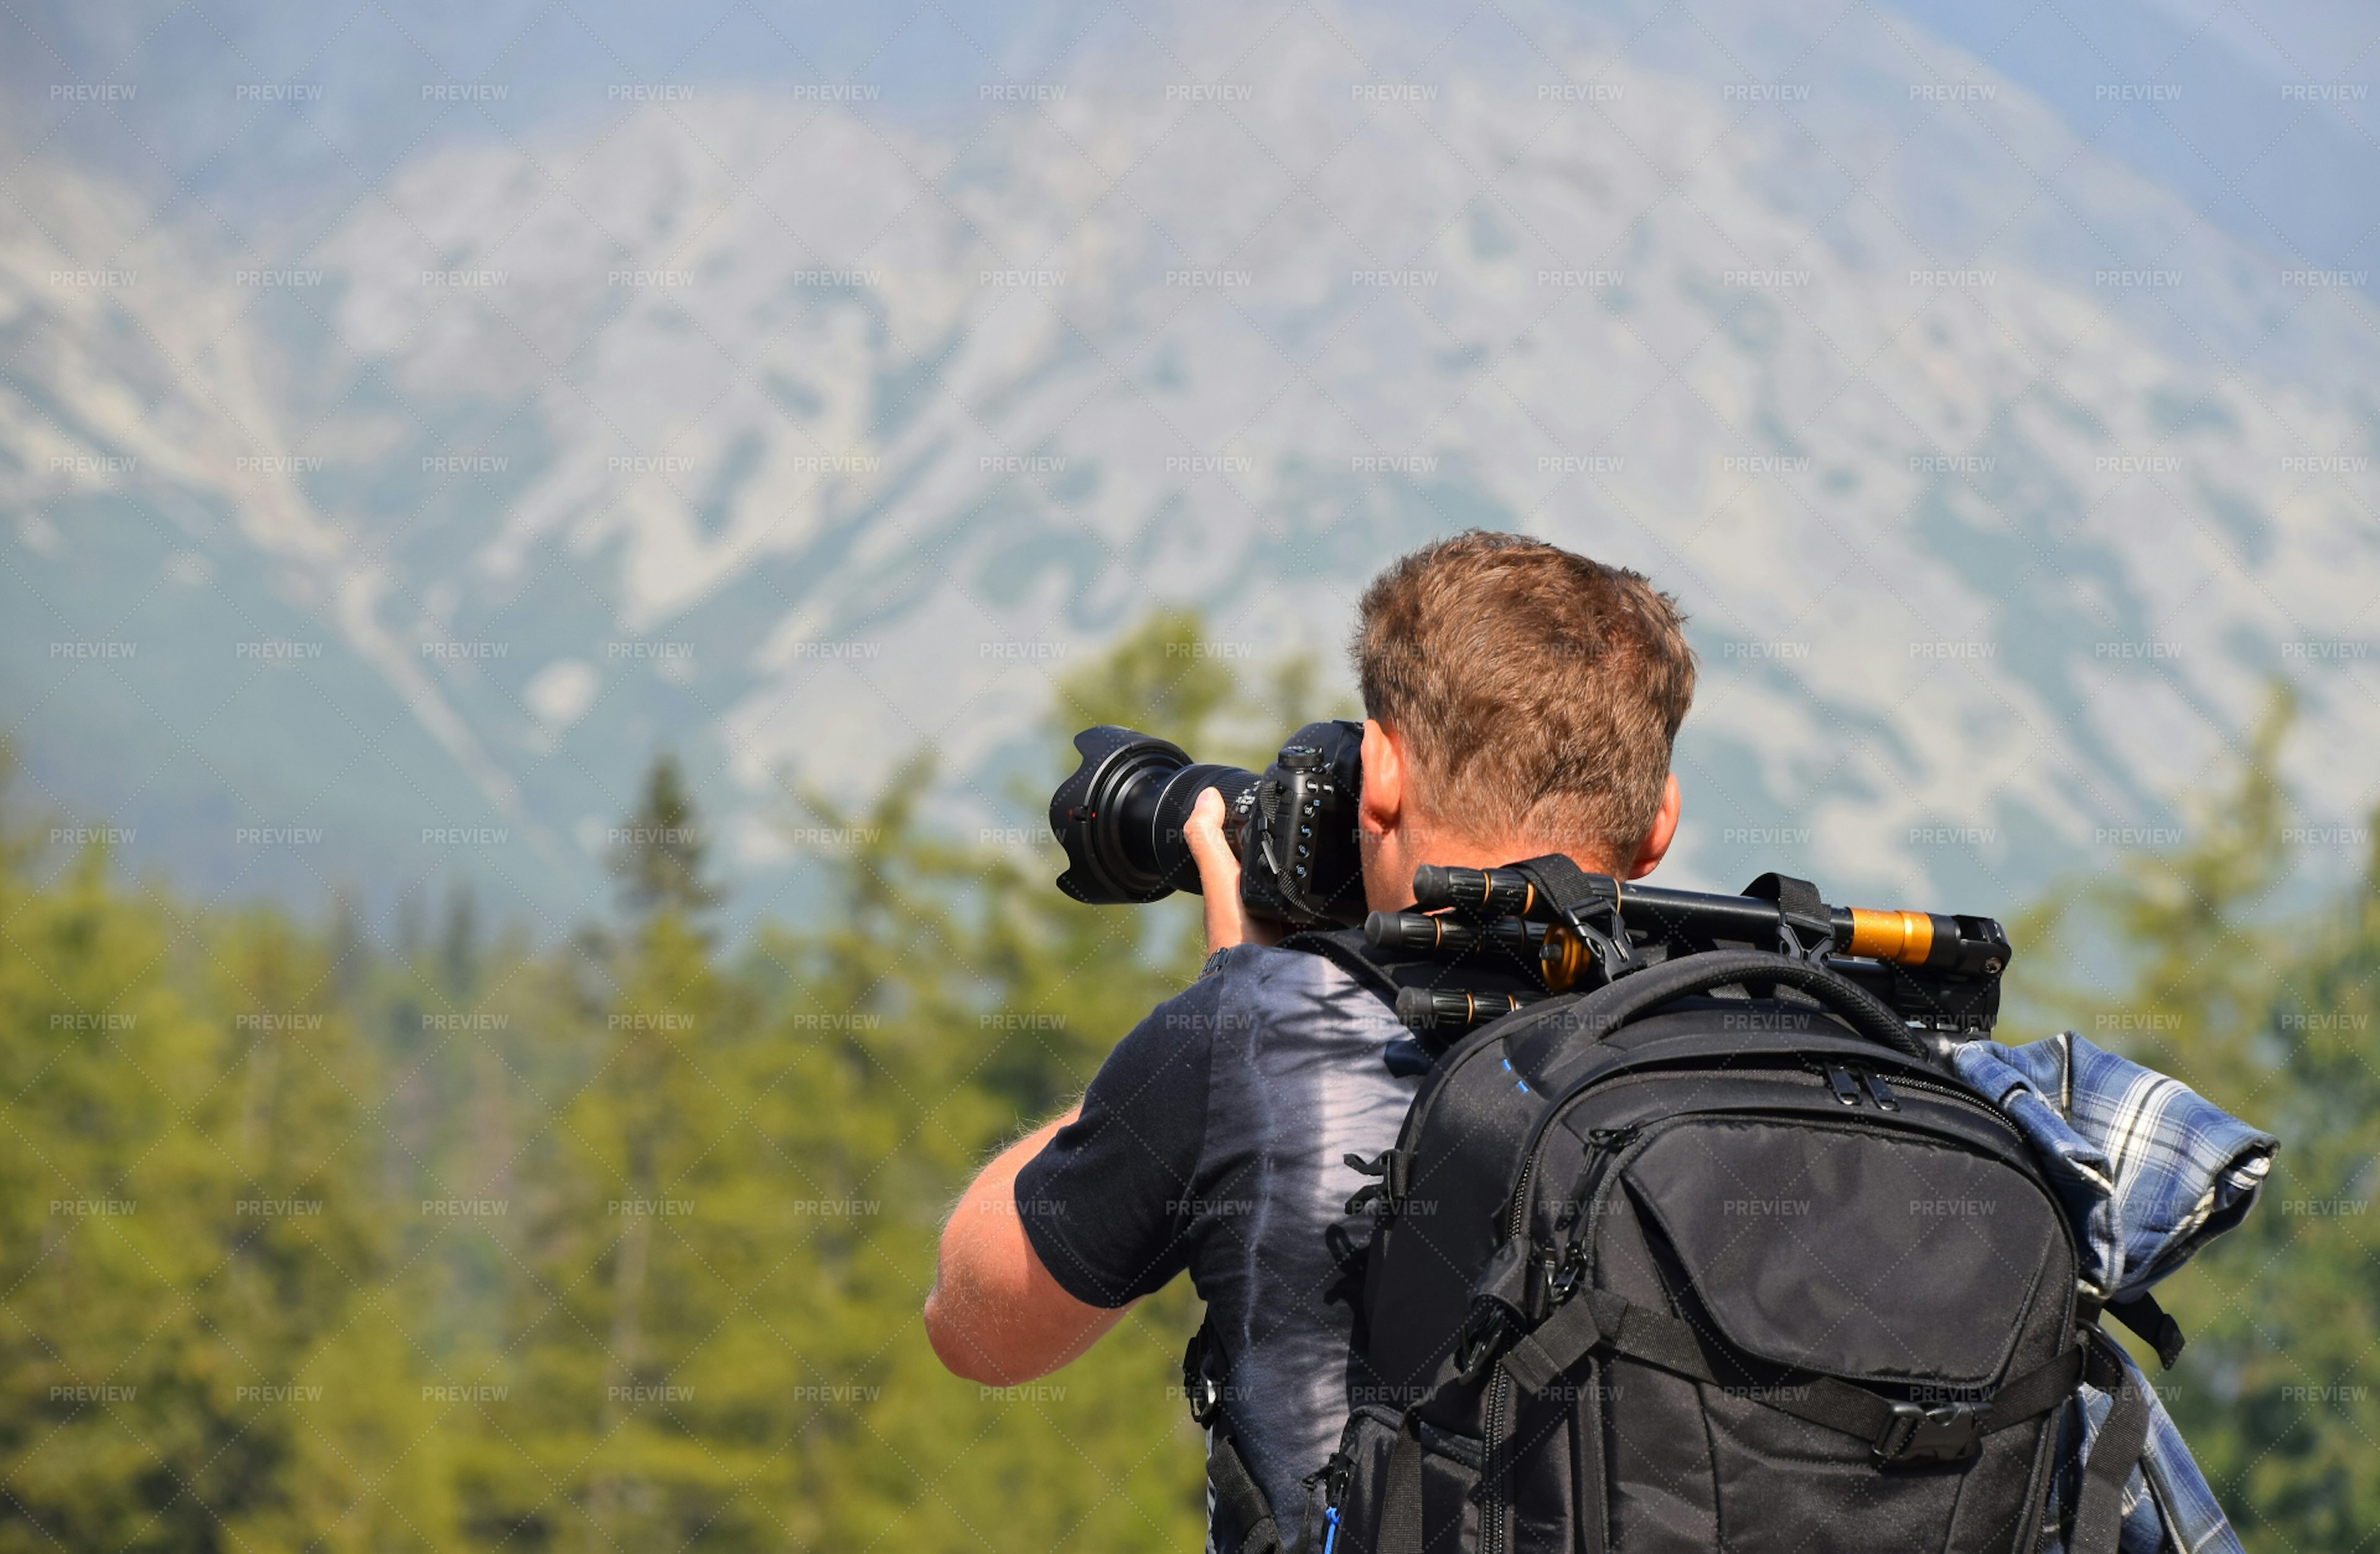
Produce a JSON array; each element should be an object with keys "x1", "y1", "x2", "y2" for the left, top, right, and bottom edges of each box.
[
  {"x1": 0, "y1": 810, "x2": 450, "y2": 1551},
  {"x1": 608, "y1": 754, "x2": 721, "y2": 923},
  {"x1": 2005, "y1": 688, "x2": 2380, "y2": 1551}
]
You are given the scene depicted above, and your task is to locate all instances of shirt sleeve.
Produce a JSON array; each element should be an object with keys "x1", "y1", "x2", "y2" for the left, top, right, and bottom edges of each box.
[{"x1": 1013, "y1": 970, "x2": 1220, "y2": 1308}]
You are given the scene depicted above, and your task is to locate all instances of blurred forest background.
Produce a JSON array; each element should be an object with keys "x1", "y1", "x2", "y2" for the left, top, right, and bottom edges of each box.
[{"x1": 1, "y1": 617, "x2": 2373, "y2": 1553}]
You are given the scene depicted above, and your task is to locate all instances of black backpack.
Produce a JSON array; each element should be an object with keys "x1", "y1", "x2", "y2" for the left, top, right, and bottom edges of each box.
[{"x1": 1201, "y1": 869, "x2": 2159, "y2": 1554}]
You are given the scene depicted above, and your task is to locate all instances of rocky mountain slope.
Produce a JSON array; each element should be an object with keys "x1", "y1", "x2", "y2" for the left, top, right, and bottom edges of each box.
[{"x1": 6, "y1": 0, "x2": 2378, "y2": 933}]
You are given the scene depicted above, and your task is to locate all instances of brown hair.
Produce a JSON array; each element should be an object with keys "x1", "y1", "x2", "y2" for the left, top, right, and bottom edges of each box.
[{"x1": 1354, "y1": 532, "x2": 1696, "y2": 866}]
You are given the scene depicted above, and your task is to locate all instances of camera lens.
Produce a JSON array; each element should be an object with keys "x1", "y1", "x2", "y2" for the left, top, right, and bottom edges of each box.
[{"x1": 1049, "y1": 726, "x2": 1257, "y2": 905}]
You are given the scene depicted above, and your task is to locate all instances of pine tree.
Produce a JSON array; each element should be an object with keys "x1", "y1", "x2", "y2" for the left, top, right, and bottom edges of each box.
[
  {"x1": 607, "y1": 753, "x2": 719, "y2": 923},
  {"x1": 489, "y1": 756, "x2": 766, "y2": 1549}
]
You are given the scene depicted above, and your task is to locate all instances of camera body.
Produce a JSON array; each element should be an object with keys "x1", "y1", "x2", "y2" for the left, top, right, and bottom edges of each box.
[{"x1": 1049, "y1": 721, "x2": 1368, "y2": 928}]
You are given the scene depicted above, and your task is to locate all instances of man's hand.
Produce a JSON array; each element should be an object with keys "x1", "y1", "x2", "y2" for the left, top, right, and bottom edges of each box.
[{"x1": 1183, "y1": 786, "x2": 1284, "y2": 955}]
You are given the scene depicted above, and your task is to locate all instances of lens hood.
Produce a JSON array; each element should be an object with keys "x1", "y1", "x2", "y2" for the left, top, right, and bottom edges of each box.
[{"x1": 1048, "y1": 726, "x2": 1197, "y2": 905}]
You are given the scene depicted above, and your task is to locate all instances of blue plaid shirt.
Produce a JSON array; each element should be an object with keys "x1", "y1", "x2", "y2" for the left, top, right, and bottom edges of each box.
[{"x1": 1950, "y1": 1032, "x2": 2276, "y2": 1554}]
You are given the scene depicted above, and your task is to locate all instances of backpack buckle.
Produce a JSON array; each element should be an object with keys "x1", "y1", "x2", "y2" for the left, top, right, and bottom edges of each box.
[
  {"x1": 1455, "y1": 1301, "x2": 1518, "y2": 1387},
  {"x1": 1546, "y1": 1246, "x2": 1585, "y2": 1306},
  {"x1": 1182, "y1": 1325, "x2": 1226, "y2": 1428},
  {"x1": 1872, "y1": 1400, "x2": 1985, "y2": 1466},
  {"x1": 1342, "y1": 1149, "x2": 1410, "y2": 1216}
]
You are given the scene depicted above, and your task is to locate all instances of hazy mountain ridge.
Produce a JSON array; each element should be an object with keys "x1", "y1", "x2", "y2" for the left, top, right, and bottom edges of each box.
[{"x1": 7, "y1": 0, "x2": 2380, "y2": 931}]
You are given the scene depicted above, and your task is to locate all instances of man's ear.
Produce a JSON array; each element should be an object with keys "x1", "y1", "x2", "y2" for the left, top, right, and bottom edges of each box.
[
  {"x1": 1625, "y1": 772, "x2": 1681, "y2": 880},
  {"x1": 1359, "y1": 720, "x2": 1404, "y2": 838}
]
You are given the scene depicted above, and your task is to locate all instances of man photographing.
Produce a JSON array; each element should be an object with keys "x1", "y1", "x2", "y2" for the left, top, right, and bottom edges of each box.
[{"x1": 923, "y1": 532, "x2": 1696, "y2": 1548}]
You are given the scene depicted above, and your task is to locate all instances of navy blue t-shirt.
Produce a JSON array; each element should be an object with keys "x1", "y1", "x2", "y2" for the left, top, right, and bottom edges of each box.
[{"x1": 1015, "y1": 943, "x2": 1418, "y2": 1538}]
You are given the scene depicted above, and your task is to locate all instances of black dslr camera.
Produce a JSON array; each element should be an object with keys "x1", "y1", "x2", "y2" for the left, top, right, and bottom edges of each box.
[{"x1": 1047, "y1": 722, "x2": 1370, "y2": 928}]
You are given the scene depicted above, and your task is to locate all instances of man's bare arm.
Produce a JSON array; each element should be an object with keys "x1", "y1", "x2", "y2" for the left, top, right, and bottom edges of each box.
[
  {"x1": 926, "y1": 781, "x2": 1250, "y2": 1384},
  {"x1": 923, "y1": 1106, "x2": 1134, "y2": 1384}
]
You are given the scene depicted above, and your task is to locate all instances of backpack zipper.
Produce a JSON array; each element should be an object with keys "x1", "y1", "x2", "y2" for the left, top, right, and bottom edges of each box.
[
  {"x1": 1311, "y1": 1444, "x2": 1352, "y2": 1554},
  {"x1": 1797, "y1": 1058, "x2": 2021, "y2": 1134},
  {"x1": 1858, "y1": 1066, "x2": 2023, "y2": 1137},
  {"x1": 1489, "y1": 1120, "x2": 1659, "y2": 1554},
  {"x1": 1310, "y1": 1404, "x2": 1393, "y2": 1554},
  {"x1": 1545, "y1": 1127, "x2": 1636, "y2": 1306},
  {"x1": 1500, "y1": 1071, "x2": 1681, "y2": 1247},
  {"x1": 1481, "y1": 1364, "x2": 1513, "y2": 1554}
]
